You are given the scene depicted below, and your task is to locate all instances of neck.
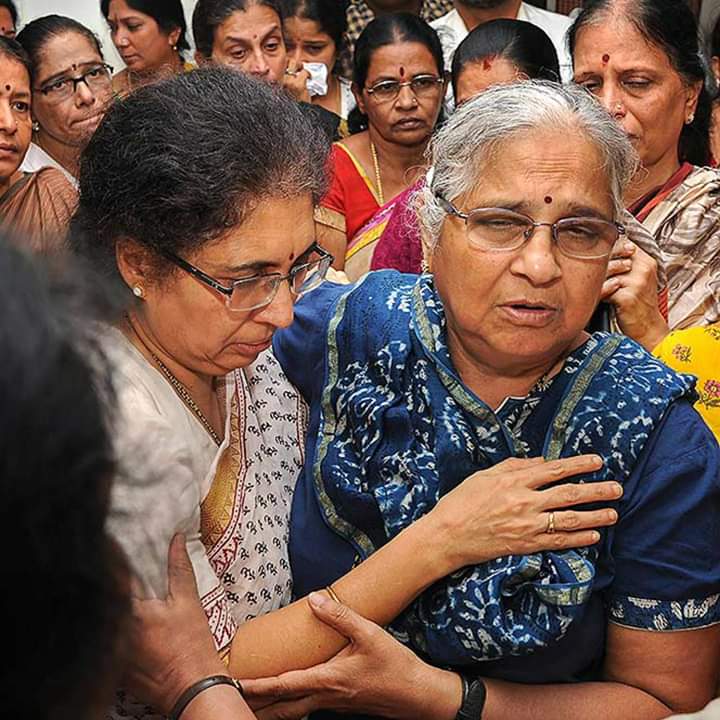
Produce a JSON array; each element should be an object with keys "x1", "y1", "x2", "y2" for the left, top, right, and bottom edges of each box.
[
  {"x1": 367, "y1": 125, "x2": 428, "y2": 175},
  {"x1": 367, "y1": 1, "x2": 422, "y2": 14},
  {"x1": 130, "y1": 52, "x2": 183, "y2": 84},
  {"x1": 35, "y1": 130, "x2": 80, "y2": 177},
  {"x1": 447, "y1": 324, "x2": 582, "y2": 410},
  {"x1": 455, "y1": 0, "x2": 522, "y2": 30},
  {"x1": 624, "y1": 150, "x2": 682, "y2": 206},
  {"x1": 123, "y1": 312, "x2": 216, "y2": 406}
]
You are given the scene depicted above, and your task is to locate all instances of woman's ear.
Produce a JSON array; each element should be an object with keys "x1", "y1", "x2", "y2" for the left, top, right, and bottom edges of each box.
[
  {"x1": 685, "y1": 78, "x2": 703, "y2": 121},
  {"x1": 116, "y1": 239, "x2": 154, "y2": 295},
  {"x1": 168, "y1": 25, "x2": 182, "y2": 50},
  {"x1": 352, "y1": 82, "x2": 367, "y2": 115}
]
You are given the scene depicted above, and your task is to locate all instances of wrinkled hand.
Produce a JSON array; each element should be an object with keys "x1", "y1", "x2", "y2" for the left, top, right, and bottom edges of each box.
[
  {"x1": 282, "y1": 58, "x2": 311, "y2": 103},
  {"x1": 602, "y1": 241, "x2": 669, "y2": 350},
  {"x1": 123, "y1": 534, "x2": 228, "y2": 715},
  {"x1": 429, "y1": 455, "x2": 623, "y2": 573},
  {"x1": 242, "y1": 593, "x2": 462, "y2": 720}
]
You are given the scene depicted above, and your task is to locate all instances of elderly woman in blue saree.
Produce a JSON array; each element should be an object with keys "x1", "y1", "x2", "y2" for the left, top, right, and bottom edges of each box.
[
  {"x1": 124, "y1": 81, "x2": 720, "y2": 719},
  {"x1": 251, "y1": 81, "x2": 720, "y2": 718}
]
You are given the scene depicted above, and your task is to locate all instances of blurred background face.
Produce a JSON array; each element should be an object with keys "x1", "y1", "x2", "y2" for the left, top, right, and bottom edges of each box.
[
  {"x1": 0, "y1": 7, "x2": 15, "y2": 39},
  {"x1": 454, "y1": 56, "x2": 524, "y2": 105},
  {"x1": 284, "y1": 15, "x2": 337, "y2": 72},
  {"x1": 0, "y1": 55, "x2": 31, "y2": 184},
  {"x1": 209, "y1": 5, "x2": 286, "y2": 83},
  {"x1": 32, "y1": 32, "x2": 113, "y2": 148},
  {"x1": 107, "y1": 0, "x2": 180, "y2": 74},
  {"x1": 357, "y1": 41, "x2": 444, "y2": 146}
]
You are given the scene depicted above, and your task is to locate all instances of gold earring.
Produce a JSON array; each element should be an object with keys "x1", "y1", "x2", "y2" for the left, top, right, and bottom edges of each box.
[{"x1": 133, "y1": 285, "x2": 144, "y2": 298}]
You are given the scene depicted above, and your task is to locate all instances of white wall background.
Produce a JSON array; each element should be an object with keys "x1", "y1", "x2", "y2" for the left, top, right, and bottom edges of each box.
[{"x1": 14, "y1": 0, "x2": 197, "y2": 71}]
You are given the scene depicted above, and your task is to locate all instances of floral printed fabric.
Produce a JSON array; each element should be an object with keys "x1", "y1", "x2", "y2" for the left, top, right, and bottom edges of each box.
[
  {"x1": 655, "y1": 324, "x2": 720, "y2": 440},
  {"x1": 302, "y1": 272, "x2": 706, "y2": 666}
]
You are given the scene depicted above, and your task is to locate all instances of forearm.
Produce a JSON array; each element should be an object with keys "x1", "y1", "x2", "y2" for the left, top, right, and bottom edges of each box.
[
  {"x1": 229, "y1": 512, "x2": 451, "y2": 678},
  {"x1": 481, "y1": 678, "x2": 670, "y2": 720}
]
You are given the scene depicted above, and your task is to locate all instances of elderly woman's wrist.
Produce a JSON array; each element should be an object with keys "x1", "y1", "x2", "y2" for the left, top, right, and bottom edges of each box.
[{"x1": 411, "y1": 510, "x2": 466, "y2": 577}]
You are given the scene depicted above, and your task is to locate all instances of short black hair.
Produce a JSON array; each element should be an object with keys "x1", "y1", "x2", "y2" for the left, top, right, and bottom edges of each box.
[
  {"x1": 0, "y1": 35, "x2": 31, "y2": 79},
  {"x1": 101, "y1": 0, "x2": 190, "y2": 52},
  {"x1": 569, "y1": 0, "x2": 711, "y2": 166},
  {"x1": 451, "y1": 18, "x2": 560, "y2": 96},
  {"x1": 0, "y1": 0, "x2": 18, "y2": 26},
  {"x1": 0, "y1": 235, "x2": 129, "y2": 719},
  {"x1": 70, "y1": 66, "x2": 329, "y2": 291},
  {"x1": 17, "y1": 15, "x2": 103, "y2": 77},
  {"x1": 193, "y1": 0, "x2": 284, "y2": 59}
]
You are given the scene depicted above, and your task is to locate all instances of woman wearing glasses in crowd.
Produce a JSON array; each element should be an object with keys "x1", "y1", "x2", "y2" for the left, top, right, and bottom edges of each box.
[
  {"x1": 315, "y1": 13, "x2": 446, "y2": 274},
  {"x1": 102, "y1": 0, "x2": 193, "y2": 97},
  {"x1": 71, "y1": 67, "x2": 618, "y2": 719},
  {"x1": 17, "y1": 15, "x2": 114, "y2": 186},
  {"x1": 0, "y1": 37, "x2": 76, "y2": 251}
]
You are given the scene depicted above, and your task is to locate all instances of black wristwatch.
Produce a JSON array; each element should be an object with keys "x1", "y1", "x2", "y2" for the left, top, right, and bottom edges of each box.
[{"x1": 455, "y1": 674, "x2": 487, "y2": 720}]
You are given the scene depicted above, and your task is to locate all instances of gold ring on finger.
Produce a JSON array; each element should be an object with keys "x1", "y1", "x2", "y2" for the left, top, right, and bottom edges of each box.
[{"x1": 546, "y1": 511, "x2": 556, "y2": 534}]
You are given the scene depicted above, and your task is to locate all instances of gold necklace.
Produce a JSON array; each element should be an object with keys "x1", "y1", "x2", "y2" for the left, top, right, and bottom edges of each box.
[
  {"x1": 369, "y1": 140, "x2": 386, "y2": 205},
  {"x1": 127, "y1": 317, "x2": 222, "y2": 446}
]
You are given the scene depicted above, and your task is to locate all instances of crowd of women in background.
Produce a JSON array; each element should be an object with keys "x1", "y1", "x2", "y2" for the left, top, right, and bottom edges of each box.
[{"x1": 3, "y1": 1, "x2": 720, "y2": 720}]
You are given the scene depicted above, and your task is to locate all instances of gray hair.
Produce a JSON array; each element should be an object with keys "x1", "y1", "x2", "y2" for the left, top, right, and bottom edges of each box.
[{"x1": 419, "y1": 80, "x2": 639, "y2": 247}]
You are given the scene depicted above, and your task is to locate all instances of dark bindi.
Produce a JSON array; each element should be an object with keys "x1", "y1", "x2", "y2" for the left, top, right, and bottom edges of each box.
[
  {"x1": 602, "y1": 53, "x2": 610, "y2": 64},
  {"x1": 544, "y1": 196, "x2": 553, "y2": 204},
  {"x1": 399, "y1": 66, "x2": 406, "y2": 78},
  {"x1": 288, "y1": 252, "x2": 295, "y2": 262},
  {"x1": 4, "y1": 84, "x2": 10, "y2": 92}
]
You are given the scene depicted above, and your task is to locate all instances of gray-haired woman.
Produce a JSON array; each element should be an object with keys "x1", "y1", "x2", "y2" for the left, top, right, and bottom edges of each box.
[
  {"x1": 72, "y1": 69, "x2": 622, "y2": 720},
  {"x1": 123, "y1": 80, "x2": 718, "y2": 720}
]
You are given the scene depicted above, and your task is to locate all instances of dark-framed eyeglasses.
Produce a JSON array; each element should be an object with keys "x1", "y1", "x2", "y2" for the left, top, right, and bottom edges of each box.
[
  {"x1": 436, "y1": 195, "x2": 624, "y2": 260},
  {"x1": 365, "y1": 74, "x2": 444, "y2": 103},
  {"x1": 36, "y1": 63, "x2": 114, "y2": 103},
  {"x1": 162, "y1": 242, "x2": 334, "y2": 312}
]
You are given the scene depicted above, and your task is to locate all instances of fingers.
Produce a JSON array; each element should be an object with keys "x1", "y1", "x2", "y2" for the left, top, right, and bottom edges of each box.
[
  {"x1": 243, "y1": 667, "x2": 328, "y2": 705},
  {"x1": 609, "y1": 241, "x2": 635, "y2": 260},
  {"x1": 285, "y1": 57, "x2": 299, "y2": 74},
  {"x1": 256, "y1": 697, "x2": 318, "y2": 720},
  {"x1": 548, "y1": 507, "x2": 618, "y2": 532},
  {"x1": 606, "y1": 257, "x2": 633, "y2": 279},
  {"x1": 306, "y1": 591, "x2": 374, "y2": 644},
  {"x1": 167, "y1": 533, "x2": 200, "y2": 600},
  {"x1": 600, "y1": 277, "x2": 622, "y2": 301},
  {"x1": 533, "y1": 529, "x2": 604, "y2": 551},
  {"x1": 540, "y1": 479, "x2": 623, "y2": 509},
  {"x1": 523, "y1": 455, "x2": 604, "y2": 489}
]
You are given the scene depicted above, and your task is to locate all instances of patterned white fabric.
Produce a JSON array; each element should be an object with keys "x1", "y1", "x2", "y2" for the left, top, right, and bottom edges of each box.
[{"x1": 103, "y1": 328, "x2": 306, "y2": 719}]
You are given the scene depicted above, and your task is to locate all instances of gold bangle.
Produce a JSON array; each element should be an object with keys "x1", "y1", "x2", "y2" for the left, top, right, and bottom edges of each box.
[{"x1": 325, "y1": 584, "x2": 341, "y2": 604}]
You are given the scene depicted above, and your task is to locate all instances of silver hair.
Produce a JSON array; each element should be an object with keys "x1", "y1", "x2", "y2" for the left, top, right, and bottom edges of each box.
[{"x1": 419, "y1": 80, "x2": 639, "y2": 247}]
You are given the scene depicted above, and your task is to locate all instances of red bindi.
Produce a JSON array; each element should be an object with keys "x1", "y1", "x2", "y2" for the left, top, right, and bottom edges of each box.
[
  {"x1": 483, "y1": 58, "x2": 493, "y2": 71},
  {"x1": 602, "y1": 54, "x2": 610, "y2": 64},
  {"x1": 544, "y1": 196, "x2": 553, "y2": 204},
  {"x1": 399, "y1": 66, "x2": 406, "y2": 78}
]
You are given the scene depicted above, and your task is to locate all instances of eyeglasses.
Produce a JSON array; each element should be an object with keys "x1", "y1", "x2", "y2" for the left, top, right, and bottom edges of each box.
[
  {"x1": 365, "y1": 74, "x2": 444, "y2": 103},
  {"x1": 36, "y1": 63, "x2": 114, "y2": 104},
  {"x1": 436, "y1": 195, "x2": 624, "y2": 260},
  {"x1": 162, "y1": 242, "x2": 334, "y2": 312}
]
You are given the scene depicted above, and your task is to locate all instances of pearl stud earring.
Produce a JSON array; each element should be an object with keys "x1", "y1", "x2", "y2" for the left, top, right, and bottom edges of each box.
[{"x1": 133, "y1": 286, "x2": 144, "y2": 298}]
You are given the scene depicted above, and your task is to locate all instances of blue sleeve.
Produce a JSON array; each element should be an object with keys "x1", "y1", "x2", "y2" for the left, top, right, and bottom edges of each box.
[
  {"x1": 273, "y1": 281, "x2": 349, "y2": 403},
  {"x1": 607, "y1": 401, "x2": 720, "y2": 631}
]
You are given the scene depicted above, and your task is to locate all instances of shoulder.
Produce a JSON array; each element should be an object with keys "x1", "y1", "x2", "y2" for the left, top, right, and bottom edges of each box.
[
  {"x1": 32, "y1": 167, "x2": 78, "y2": 208},
  {"x1": 521, "y1": 3, "x2": 573, "y2": 33}
]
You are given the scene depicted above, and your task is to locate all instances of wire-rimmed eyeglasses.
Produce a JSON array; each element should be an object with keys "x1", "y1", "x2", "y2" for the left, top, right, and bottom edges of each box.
[
  {"x1": 162, "y1": 242, "x2": 334, "y2": 312},
  {"x1": 436, "y1": 195, "x2": 624, "y2": 260}
]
